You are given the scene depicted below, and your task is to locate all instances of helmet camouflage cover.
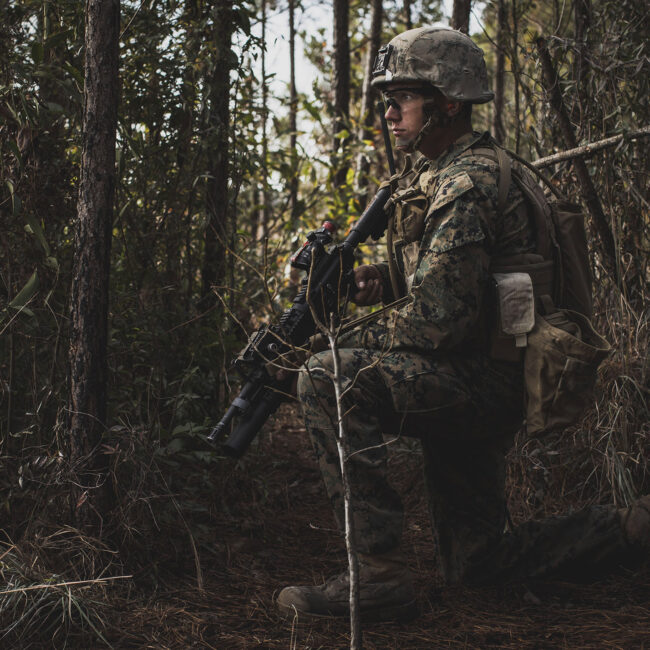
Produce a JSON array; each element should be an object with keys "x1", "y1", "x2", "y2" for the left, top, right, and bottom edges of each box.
[{"x1": 372, "y1": 26, "x2": 494, "y2": 104}]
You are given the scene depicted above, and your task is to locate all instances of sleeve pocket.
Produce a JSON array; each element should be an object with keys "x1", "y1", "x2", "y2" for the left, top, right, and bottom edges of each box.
[{"x1": 425, "y1": 172, "x2": 485, "y2": 255}]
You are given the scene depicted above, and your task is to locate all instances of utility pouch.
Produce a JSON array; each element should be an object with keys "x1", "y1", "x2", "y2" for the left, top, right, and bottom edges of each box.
[
  {"x1": 393, "y1": 187, "x2": 428, "y2": 244},
  {"x1": 490, "y1": 272, "x2": 536, "y2": 362},
  {"x1": 524, "y1": 309, "x2": 611, "y2": 437}
]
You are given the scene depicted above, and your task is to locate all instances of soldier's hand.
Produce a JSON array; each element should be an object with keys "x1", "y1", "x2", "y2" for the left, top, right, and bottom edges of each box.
[{"x1": 353, "y1": 264, "x2": 383, "y2": 306}]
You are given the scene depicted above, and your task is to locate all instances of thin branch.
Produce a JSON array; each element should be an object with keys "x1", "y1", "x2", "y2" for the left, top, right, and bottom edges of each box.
[{"x1": 533, "y1": 127, "x2": 650, "y2": 169}]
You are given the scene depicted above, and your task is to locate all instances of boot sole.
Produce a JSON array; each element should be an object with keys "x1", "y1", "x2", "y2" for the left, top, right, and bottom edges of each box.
[{"x1": 277, "y1": 598, "x2": 419, "y2": 624}]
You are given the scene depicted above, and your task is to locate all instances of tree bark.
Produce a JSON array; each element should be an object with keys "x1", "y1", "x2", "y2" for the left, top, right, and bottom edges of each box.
[
  {"x1": 256, "y1": 0, "x2": 270, "y2": 241},
  {"x1": 355, "y1": 0, "x2": 383, "y2": 195},
  {"x1": 492, "y1": 0, "x2": 506, "y2": 144},
  {"x1": 201, "y1": 0, "x2": 235, "y2": 302},
  {"x1": 511, "y1": 0, "x2": 521, "y2": 153},
  {"x1": 403, "y1": 0, "x2": 412, "y2": 29},
  {"x1": 169, "y1": 0, "x2": 200, "y2": 308},
  {"x1": 332, "y1": 0, "x2": 350, "y2": 189},
  {"x1": 68, "y1": 0, "x2": 120, "y2": 531},
  {"x1": 451, "y1": 0, "x2": 471, "y2": 33},
  {"x1": 573, "y1": 0, "x2": 591, "y2": 128},
  {"x1": 536, "y1": 37, "x2": 618, "y2": 277},
  {"x1": 289, "y1": 0, "x2": 299, "y2": 223}
]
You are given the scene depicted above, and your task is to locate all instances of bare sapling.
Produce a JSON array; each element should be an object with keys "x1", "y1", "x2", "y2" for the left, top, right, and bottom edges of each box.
[{"x1": 324, "y1": 313, "x2": 362, "y2": 650}]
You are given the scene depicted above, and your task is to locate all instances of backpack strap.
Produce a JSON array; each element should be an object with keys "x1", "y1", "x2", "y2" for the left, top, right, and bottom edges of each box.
[
  {"x1": 471, "y1": 145, "x2": 512, "y2": 213},
  {"x1": 495, "y1": 146, "x2": 512, "y2": 214},
  {"x1": 502, "y1": 147, "x2": 563, "y2": 200},
  {"x1": 471, "y1": 144, "x2": 555, "y2": 263}
]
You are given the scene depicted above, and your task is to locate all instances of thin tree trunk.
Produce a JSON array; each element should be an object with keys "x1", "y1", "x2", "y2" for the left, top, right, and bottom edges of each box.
[
  {"x1": 69, "y1": 0, "x2": 120, "y2": 531},
  {"x1": 492, "y1": 0, "x2": 506, "y2": 144},
  {"x1": 289, "y1": 0, "x2": 299, "y2": 223},
  {"x1": 332, "y1": 0, "x2": 350, "y2": 189},
  {"x1": 260, "y1": 0, "x2": 270, "y2": 240},
  {"x1": 451, "y1": 0, "x2": 471, "y2": 33},
  {"x1": 536, "y1": 37, "x2": 618, "y2": 278},
  {"x1": 511, "y1": 0, "x2": 521, "y2": 153},
  {"x1": 201, "y1": 0, "x2": 235, "y2": 302},
  {"x1": 170, "y1": 0, "x2": 199, "y2": 309},
  {"x1": 355, "y1": 0, "x2": 382, "y2": 196},
  {"x1": 327, "y1": 330, "x2": 362, "y2": 650},
  {"x1": 403, "y1": 0, "x2": 412, "y2": 29},
  {"x1": 573, "y1": 0, "x2": 591, "y2": 130}
]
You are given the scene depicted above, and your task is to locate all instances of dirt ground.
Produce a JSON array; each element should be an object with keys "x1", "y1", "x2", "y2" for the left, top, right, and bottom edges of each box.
[{"x1": 98, "y1": 403, "x2": 650, "y2": 650}]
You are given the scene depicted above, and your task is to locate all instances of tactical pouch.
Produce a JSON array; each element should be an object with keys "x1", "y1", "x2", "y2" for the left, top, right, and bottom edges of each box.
[
  {"x1": 488, "y1": 257, "x2": 553, "y2": 361},
  {"x1": 524, "y1": 309, "x2": 611, "y2": 437},
  {"x1": 490, "y1": 272, "x2": 536, "y2": 362},
  {"x1": 392, "y1": 186, "x2": 428, "y2": 243}
]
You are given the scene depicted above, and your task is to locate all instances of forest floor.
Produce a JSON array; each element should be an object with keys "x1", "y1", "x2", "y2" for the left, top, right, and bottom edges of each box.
[
  {"x1": 99, "y1": 403, "x2": 650, "y2": 650},
  {"x1": 5, "y1": 402, "x2": 649, "y2": 649}
]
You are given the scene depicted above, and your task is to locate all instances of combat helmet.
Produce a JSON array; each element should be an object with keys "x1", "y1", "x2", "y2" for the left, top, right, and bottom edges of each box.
[{"x1": 372, "y1": 26, "x2": 494, "y2": 104}]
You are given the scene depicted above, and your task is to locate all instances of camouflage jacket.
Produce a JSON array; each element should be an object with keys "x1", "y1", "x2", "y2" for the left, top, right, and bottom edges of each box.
[{"x1": 343, "y1": 131, "x2": 537, "y2": 354}]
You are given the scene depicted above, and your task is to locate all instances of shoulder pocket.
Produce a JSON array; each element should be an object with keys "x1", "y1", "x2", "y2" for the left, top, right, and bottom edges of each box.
[
  {"x1": 425, "y1": 172, "x2": 485, "y2": 255},
  {"x1": 428, "y1": 171, "x2": 474, "y2": 214}
]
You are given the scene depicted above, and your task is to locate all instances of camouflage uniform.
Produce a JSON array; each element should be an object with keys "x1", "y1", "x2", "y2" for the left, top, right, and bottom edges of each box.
[{"x1": 297, "y1": 131, "x2": 628, "y2": 584}]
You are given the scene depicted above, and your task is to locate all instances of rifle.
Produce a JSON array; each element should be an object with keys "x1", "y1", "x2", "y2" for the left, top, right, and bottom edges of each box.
[{"x1": 208, "y1": 103, "x2": 396, "y2": 458}]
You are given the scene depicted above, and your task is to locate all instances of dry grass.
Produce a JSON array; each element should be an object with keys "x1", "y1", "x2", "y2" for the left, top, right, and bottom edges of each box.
[
  {"x1": 1, "y1": 399, "x2": 648, "y2": 648},
  {"x1": 0, "y1": 542, "x2": 113, "y2": 647}
]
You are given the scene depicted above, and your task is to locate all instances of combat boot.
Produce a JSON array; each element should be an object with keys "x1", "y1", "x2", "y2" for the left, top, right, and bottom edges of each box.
[
  {"x1": 620, "y1": 495, "x2": 650, "y2": 552},
  {"x1": 276, "y1": 549, "x2": 418, "y2": 622}
]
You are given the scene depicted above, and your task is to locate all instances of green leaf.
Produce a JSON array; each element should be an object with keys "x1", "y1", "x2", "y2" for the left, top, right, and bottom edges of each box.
[
  {"x1": 8, "y1": 270, "x2": 39, "y2": 311},
  {"x1": 44, "y1": 29, "x2": 73, "y2": 51},
  {"x1": 171, "y1": 423, "x2": 194, "y2": 435},
  {"x1": 45, "y1": 102, "x2": 64, "y2": 114},
  {"x1": 24, "y1": 214, "x2": 51, "y2": 256},
  {"x1": 31, "y1": 42, "x2": 44, "y2": 65},
  {"x1": 6, "y1": 141, "x2": 22, "y2": 170},
  {"x1": 303, "y1": 101, "x2": 323, "y2": 124},
  {"x1": 45, "y1": 256, "x2": 59, "y2": 270},
  {"x1": 64, "y1": 63, "x2": 83, "y2": 87},
  {"x1": 165, "y1": 437, "x2": 186, "y2": 454},
  {"x1": 12, "y1": 193, "x2": 21, "y2": 217}
]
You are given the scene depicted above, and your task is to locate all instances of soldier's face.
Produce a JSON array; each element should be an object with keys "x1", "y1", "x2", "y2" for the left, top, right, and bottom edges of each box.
[{"x1": 383, "y1": 86, "x2": 427, "y2": 150}]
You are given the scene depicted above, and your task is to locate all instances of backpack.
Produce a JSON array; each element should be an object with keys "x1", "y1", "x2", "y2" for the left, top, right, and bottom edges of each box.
[{"x1": 476, "y1": 144, "x2": 611, "y2": 437}]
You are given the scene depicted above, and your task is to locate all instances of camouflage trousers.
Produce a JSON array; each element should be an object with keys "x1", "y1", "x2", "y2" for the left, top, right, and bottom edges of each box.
[{"x1": 297, "y1": 345, "x2": 628, "y2": 585}]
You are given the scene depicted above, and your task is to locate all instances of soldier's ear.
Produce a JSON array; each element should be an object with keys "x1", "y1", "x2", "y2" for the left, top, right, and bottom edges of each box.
[{"x1": 445, "y1": 101, "x2": 462, "y2": 117}]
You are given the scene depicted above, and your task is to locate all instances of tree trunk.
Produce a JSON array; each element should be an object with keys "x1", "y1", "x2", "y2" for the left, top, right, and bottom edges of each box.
[
  {"x1": 573, "y1": 0, "x2": 591, "y2": 129},
  {"x1": 451, "y1": 0, "x2": 471, "y2": 33},
  {"x1": 492, "y1": 0, "x2": 506, "y2": 144},
  {"x1": 201, "y1": 0, "x2": 235, "y2": 302},
  {"x1": 332, "y1": 0, "x2": 350, "y2": 189},
  {"x1": 403, "y1": 0, "x2": 412, "y2": 29},
  {"x1": 511, "y1": 0, "x2": 521, "y2": 153},
  {"x1": 289, "y1": 0, "x2": 299, "y2": 224},
  {"x1": 355, "y1": 0, "x2": 383, "y2": 195},
  {"x1": 259, "y1": 0, "x2": 270, "y2": 240},
  {"x1": 68, "y1": 0, "x2": 120, "y2": 532},
  {"x1": 169, "y1": 0, "x2": 200, "y2": 309}
]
